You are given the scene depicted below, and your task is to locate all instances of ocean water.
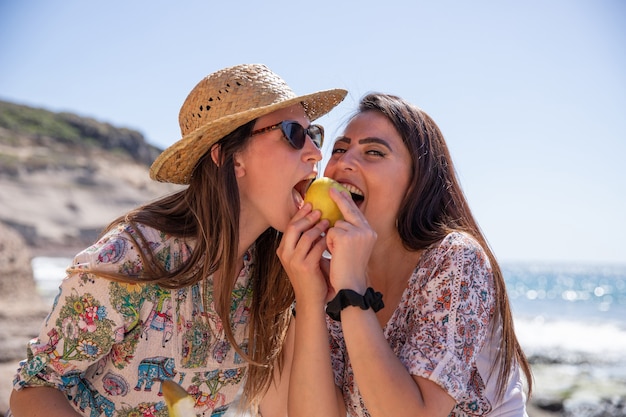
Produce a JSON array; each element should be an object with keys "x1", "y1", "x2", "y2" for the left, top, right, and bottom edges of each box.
[
  {"x1": 32, "y1": 257, "x2": 626, "y2": 364},
  {"x1": 502, "y1": 262, "x2": 626, "y2": 365},
  {"x1": 499, "y1": 262, "x2": 626, "y2": 413},
  {"x1": 32, "y1": 256, "x2": 74, "y2": 303}
]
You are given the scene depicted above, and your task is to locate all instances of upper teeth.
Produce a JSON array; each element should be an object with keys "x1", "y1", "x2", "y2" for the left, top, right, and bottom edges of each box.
[{"x1": 340, "y1": 183, "x2": 363, "y2": 196}]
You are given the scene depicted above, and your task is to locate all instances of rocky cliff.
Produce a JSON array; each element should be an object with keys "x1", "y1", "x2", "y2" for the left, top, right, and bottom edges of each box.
[
  {"x1": 0, "y1": 100, "x2": 182, "y2": 415},
  {"x1": 0, "y1": 100, "x2": 182, "y2": 255}
]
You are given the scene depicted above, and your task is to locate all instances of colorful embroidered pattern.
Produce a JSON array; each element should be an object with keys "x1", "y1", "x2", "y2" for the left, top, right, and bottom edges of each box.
[{"x1": 14, "y1": 223, "x2": 253, "y2": 417}]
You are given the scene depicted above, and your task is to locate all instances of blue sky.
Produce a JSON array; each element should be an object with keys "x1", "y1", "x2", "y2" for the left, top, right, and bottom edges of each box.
[{"x1": 1, "y1": 0, "x2": 624, "y2": 264}]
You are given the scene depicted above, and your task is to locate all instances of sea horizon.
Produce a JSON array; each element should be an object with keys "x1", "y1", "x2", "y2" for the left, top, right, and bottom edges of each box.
[{"x1": 31, "y1": 256, "x2": 626, "y2": 361}]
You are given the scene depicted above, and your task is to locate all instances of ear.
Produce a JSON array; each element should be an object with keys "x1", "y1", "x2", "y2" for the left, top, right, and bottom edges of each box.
[
  {"x1": 212, "y1": 143, "x2": 246, "y2": 177},
  {"x1": 210, "y1": 144, "x2": 221, "y2": 166},
  {"x1": 233, "y1": 152, "x2": 246, "y2": 178}
]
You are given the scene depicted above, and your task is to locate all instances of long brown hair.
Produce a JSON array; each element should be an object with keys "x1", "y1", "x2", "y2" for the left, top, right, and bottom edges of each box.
[
  {"x1": 101, "y1": 121, "x2": 294, "y2": 409},
  {"x1": 357, "y1": 93, "x2": 532, "y2": 399}
]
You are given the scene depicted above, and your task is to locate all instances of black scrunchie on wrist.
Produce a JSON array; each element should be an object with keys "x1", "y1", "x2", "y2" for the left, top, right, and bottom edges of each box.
[{"x1": 326, "y1": 287, "x2": 384, "y2": 321}]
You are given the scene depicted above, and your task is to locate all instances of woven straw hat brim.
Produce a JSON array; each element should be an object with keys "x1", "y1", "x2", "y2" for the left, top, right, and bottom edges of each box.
[{"x1": 150, "y1": 88, "x2": 347, "y2": 184}]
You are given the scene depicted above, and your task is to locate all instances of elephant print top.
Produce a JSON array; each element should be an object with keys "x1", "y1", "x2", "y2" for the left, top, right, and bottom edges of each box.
[{"x1": 13, "y1": 222, "x2": 254, "y2": 417}]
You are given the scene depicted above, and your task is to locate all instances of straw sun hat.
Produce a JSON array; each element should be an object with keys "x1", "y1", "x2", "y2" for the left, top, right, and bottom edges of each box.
[{"x1": 150, "y1": 64, "x2": 348, "y2": 184}]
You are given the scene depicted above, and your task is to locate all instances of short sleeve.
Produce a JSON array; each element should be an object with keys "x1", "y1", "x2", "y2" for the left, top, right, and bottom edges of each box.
[
  {"x1": 13, "y1": 224, "x2": 155, "y2": 391},
  {"x1": 397, "y1": 233, "x2": 495, "y2": 404}
]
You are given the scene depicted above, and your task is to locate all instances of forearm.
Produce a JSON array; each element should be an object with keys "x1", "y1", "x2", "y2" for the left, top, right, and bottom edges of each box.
[
  {"x1": 10, "y1": 386, "x2": 82, "y2": 417},
  {"x1": 341, "y1": 307, "x2": 454, "y2": 417},
  {"x1": 288, "y1": 306, "x2": 342, "y2": 417},
  {"x1": 259, "y1": 319, "x2": 296, "y2": 417}
]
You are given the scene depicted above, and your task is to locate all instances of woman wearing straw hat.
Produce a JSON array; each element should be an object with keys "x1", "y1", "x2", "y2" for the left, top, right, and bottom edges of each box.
[{"x1": 10, "y1": 64, "x2": 346, "y2": 417}]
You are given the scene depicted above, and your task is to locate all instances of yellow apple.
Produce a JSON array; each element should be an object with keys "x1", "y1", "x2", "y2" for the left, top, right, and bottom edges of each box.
[
  {"x1": 303, "y1": 177, "x2": 348, "y2": 226},
  {"x1": 162, "y1": 379, "x2": 196, "y2": 417}
]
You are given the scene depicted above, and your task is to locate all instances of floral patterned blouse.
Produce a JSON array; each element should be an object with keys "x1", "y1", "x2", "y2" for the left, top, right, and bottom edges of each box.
[
  {"x1": 13, "y1": 222, "x2": 254, "y2": 417},
  {"x1": 327, "y1": 232, "x2": 528, "y2": 417}
]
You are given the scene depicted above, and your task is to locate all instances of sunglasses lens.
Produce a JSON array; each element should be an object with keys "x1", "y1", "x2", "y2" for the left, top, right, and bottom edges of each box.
[
  {"x1": 307, "y1": 125, "x2": 324, "y2": 148},
  {"x1": 280, "y1": 122, "x2": 324, "y2": 149},
  {"x1": 282, "y1": 122, "x2": 306, "y2": 149}
]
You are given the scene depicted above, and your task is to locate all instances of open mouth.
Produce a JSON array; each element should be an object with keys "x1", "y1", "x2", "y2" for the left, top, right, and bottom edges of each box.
[
  {"x1": 296, "y1": 178, "x2": 365, "y2": 209},
  {"x1": 339, "y1": 182, "x2": 364, "y2": 207},
  {"x1": 295, "y1": 178, "x2": 315, "y2": 200}
]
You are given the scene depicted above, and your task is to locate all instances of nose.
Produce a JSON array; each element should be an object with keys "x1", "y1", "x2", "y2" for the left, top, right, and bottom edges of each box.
[
  {"x1": 324, "y1": 149, "x2": 356, "y2": 178},
  {"x1": 335, "y1": 149, "x2": 357, "y2": 171},
  {"x1": 302, "y1": 137, "x2": 323, "y2": 163}
]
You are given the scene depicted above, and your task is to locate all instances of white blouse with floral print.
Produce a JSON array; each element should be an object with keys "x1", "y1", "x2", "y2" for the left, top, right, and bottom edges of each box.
[
  {"x1": 327, "y1": 232, "x2": 528, "y2": 417},
  {"x1": 13, "y1": 222, "x2": 254, "y2": 417}
]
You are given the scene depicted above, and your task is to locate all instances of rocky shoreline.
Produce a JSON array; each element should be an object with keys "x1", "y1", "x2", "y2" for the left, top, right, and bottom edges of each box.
[{"x1": 0, "y1": 222, "x2": 51, "y2": 417}]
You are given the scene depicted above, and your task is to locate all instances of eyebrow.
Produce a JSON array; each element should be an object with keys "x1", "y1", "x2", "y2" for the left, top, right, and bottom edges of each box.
[{"x1": 335, "y1": 136, "x2": 393, "y2": 151}]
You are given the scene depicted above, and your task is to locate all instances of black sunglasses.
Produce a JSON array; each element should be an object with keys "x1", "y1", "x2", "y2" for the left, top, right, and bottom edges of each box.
[{"x1": 250, "y1": 120, "x2": 324, "y2": 149}]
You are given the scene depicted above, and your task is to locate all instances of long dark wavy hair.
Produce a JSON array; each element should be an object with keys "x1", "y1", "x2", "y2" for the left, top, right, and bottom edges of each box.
[
  {"x1": 100, "y1": 121, "x2": 294, "y2": 410},
  {"x1": 356, "y1": 92, "x2": 532, "y2": 399}
]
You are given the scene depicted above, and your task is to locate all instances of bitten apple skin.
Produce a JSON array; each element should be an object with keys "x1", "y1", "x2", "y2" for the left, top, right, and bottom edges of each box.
[{"x1": 303, "y1": 177, "x2": 348, "y2": 226}]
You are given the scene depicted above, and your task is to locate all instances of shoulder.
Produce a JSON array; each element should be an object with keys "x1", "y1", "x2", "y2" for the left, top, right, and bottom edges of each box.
[
  {"x1": 424, "y1": 232, "x2": 491, "y2": 271},
  {"x1": 437, "y1": 231, "x2": 485, "y2": 255},
  {"x1": 407, "y1": 232, "x2": 493, "y2": 297},
  {"x1": 70, "y1": 223, "x2": 139, "y2": 273},
  {"x1": 71, "y1": 222, "x2": 194, "y2": 276}
]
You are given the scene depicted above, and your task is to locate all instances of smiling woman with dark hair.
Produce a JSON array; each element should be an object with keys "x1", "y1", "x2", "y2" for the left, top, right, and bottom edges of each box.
[{"x1": 278, "y1": 92, "x2": 532, "y2": 417}]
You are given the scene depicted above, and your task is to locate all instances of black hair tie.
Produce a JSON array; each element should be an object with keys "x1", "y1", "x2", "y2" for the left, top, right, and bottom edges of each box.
[{"x1": 326, "y1": 287, "x2": 384, "y2": 322}]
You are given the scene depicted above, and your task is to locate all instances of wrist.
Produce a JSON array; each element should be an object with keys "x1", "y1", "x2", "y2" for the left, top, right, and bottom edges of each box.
[
  {"x1": 326, "y1": 287, "x2": 384, "y2": 322},
  {"x1": 292, "y1": 298, "x2": 326, "y2": 318}
]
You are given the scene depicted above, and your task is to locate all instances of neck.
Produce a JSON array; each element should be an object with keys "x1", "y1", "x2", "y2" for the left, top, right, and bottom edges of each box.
[
  {"x1": 237, "y1": 208, "x2": 268, "y2": 262},
  {"x1": 366, "y1": 234, "x2": 422, "y2": 327},
  {"x1": 367, "y1": 233, "x2": 422, "y2": 293}
]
